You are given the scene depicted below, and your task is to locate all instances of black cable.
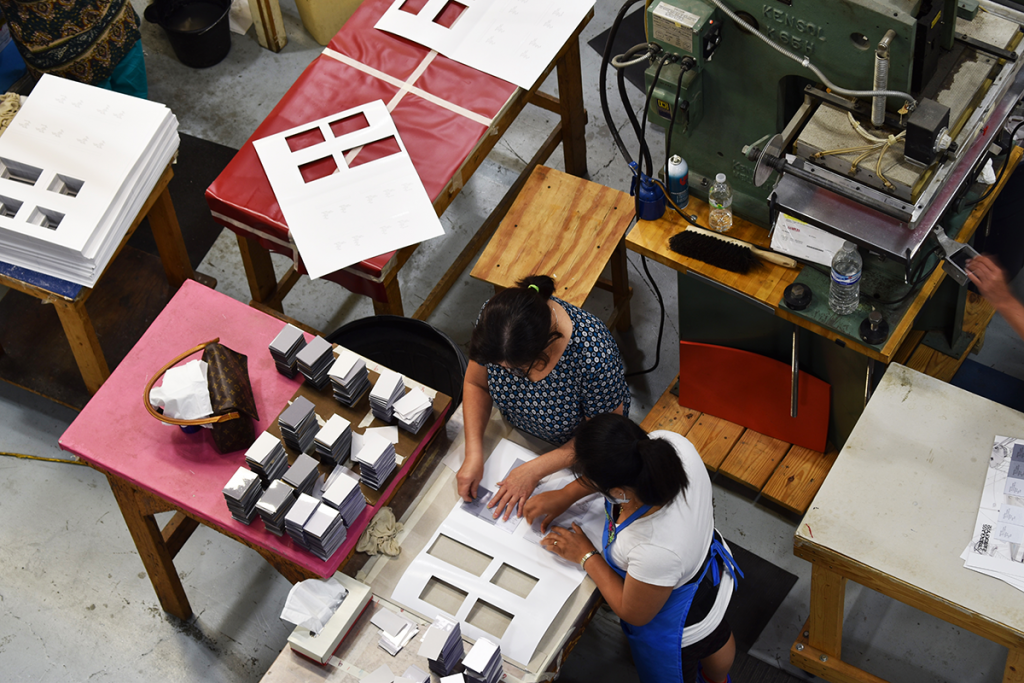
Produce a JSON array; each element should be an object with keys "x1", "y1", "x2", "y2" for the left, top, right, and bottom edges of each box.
[
  {"x1": 860, "y1": 245, "x2": 945, "y2": 306},
  {"x1": 600, "y1": 0, "x2": 646, "y2": 166},
  {"x1": 618, "y1": 60, "x2": 652, "y2": 175},
  {"x1": 957, "y1": 119, "x2": 1024, "y2": 212},
  {"x1": 638, "y1": 52, "x2": 674, "y2": 178},
  {"x1": 626, "y1": 252, "x2": 667, "y2": 377}
]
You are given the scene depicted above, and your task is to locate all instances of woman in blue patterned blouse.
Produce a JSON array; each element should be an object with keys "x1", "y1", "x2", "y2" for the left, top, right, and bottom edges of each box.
[{"x1": 457, "y1": 274, "x2": 631, "y2": 519}]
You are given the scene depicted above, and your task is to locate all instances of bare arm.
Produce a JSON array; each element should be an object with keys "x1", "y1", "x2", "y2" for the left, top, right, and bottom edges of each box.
[
  {"x1": 967, "y1": 255, "x2": 1024, "y2": 341},
  {"x1": 456, "y1": 361, "x2": 493, "y2": 502}
]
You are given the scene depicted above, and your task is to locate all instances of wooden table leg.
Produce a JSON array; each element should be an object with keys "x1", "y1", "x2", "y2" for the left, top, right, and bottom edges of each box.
[
  {"x1": 248, "y1": 0, "x2": 287, "y2": 52},
  {"x1": 609, "y1": 239, "x2": 632, "y2": 332},
  {"x1": 372, "y1": 273, "x2": 405, "y2": 317},
  {"x1": 107, "y1": 476, "x2": 193, "y2": 621},
  {"x1": 555, "y1": 37, "x2": 588, "y2": 179},
  {"x1": 236, "y1": 233, "x2": 282, "y2": 311},
  {"x1": 808, "y1": 563, "x2": 846, "y2": 657},
  {"x1": 52, "y1": 296, "x2": 110, "y2": 395},
  {"x1": 147, "y1": 186, "x2": 196, "y2": 289},
  {"x1": 1005, "y1": 644, "x2": 1024, "y2": 682}
]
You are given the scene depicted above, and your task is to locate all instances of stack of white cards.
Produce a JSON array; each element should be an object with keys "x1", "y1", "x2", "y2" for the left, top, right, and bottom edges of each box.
[
  {"x1": 353, "y1": 432, "x2": 397, "y2": 491},
  {"x1": 419, "y1": 615, "x2": 463, "y2": 677},
  {"x1": 222, "y1": 467, "x2": 263, "y2": 524},
  {"x1": 245, "y1": 432, "x2": 289, "y2": 486},
  {"x1": 400, "y1": 666, "x2": 429, "y2": 683},
  {"x1": 296, "y1": 336, "x2": 335, "y2": 391},
  {"x1": 283, "y1": 493, "x2": 319, "y2": 549},
  {"x1": 282, "y1": 453, "x2": 320, "y2": 496},
  {"x1": 269, "y1": 324, "x2": 306, "y2": 378},
  {"x1": 278, "y1": 396, "x2": 320, "y2": 454},
  {"x1": 256, "y1": 479, "x2": 297, "y2": 536},
  {"x1": 314, "y1": 414, "x2": 352, "y2": 466},
  {"x1": 370, "y1": 370, "x2": 405, "y2": 423},
  {"x1": 371, "y1": 609, "x2": 418, "y2": 656},
  {"x1": 0, "y1": 75, "x2": 179, "y2": 286},
  {"x1": 303, "y1": 502, "x2": 348, "y2": 561},
  {"x1": 393, "y1": 388, "x2": 432, "y2": 434},
  {"x1": 462, "y1": 638, "x2": 502, "y2": 683},
  {"x1": 330, "y1": 350, "x2": 370, "y2": 407},
  {"x1": 322, "y1": 467, "x2": 367, "y2": 527}
]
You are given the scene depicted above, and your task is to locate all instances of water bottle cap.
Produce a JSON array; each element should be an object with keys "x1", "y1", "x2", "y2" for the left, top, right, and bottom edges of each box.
[
  {"x1": 716, "y1": 173, "x2": 726, "y2": 183},
  {"x1": 843, "y1": 241, "x2": 856, "y2": 250}
]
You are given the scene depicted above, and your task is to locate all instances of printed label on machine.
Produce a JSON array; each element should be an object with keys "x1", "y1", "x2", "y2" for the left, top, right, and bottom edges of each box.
[{"x1": 652, "y1": 3, "x2": 698, "y2": 53}]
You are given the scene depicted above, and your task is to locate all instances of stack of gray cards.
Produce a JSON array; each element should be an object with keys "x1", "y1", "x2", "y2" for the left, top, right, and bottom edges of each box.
[
  {"x1": 353, "y1": 432, "x2": 397, "y2": 491},
  {"x1": 321, "y1": 467, "x2": 366, "y2": 527},
  {"x1": 283, "y1": 493, "x2": 319, "y2": 549},
  {"x1": 283, "y1": 453, "x2": 320, "y2": 496},
  {"x1": 269, "y1": 324, "x2": 306, "y2": 378},
  {"x1": 245, "y1": 432, "x2": 289, "y2": 486},
  {"x1": 296, "y1": 336, "x2": 335, "y2": 391},
  {"x1": 278, "y1": 396, "x2": 319, "y2": 454},
  {"x1": 328, "y1": 350, "x2": 369, "y2": 407},
  {"x1": 223, "y1": 467, "x2": 263, "y2": 524},
  {"x1": 314, "y1": 414, "x2": 352, "y2": 466},
  {"x1": 462, "y1": 638, "x2": 502, "y2": 683},
  {"x1": 393, "y1": 388, "x2": 433, "y2": 434},
  {"x1": 256, "y1": 479, "x2": 297, "y2": 536},
  {"x1": 302, "y1": 502, "x2": 348, "y2": 561},
  {"x1": 419, "y1": 616, "x2": 464, "y2": 677},
  {"x1": 369, "y1": 370, "x2": 404, "y2": 423}
]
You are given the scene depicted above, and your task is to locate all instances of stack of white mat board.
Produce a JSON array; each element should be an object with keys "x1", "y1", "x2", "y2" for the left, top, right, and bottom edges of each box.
[{"x1": 0, "y1": 74, "x2": 178, "y2": 286}]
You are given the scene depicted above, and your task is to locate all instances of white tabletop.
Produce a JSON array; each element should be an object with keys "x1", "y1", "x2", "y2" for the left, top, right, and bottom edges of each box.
[{"x1": 797, "y1": 364, "x2": 1024, "y2": 638}]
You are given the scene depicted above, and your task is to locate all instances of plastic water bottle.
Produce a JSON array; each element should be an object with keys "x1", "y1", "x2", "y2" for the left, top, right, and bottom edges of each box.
[
  {"x1": 667, "y1": 155, "x2": 689, "y2": 208},
  {"x1": 829, "y1": 241, "x2": 863, "y2": 315},
  {"x1": 708, "y1": 173, "x2": 733, "y2": 232}
]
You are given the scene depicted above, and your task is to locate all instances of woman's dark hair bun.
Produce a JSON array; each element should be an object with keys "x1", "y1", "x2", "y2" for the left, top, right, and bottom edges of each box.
[
  {"x1": 517, "y1": 275, "x2": 555, "y2": 298},
  {"x1": 469, "y1": 274, "x2": 561, "y2": 368}
]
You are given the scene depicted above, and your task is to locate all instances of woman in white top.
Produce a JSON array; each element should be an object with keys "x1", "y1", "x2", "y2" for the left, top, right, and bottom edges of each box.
[{"x1": 523, "y1": 413, "x2": 741, "y2": 683}]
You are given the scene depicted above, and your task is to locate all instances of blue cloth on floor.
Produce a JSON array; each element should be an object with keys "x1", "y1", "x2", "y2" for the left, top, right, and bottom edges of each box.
[{"x1": 951, "y1": 359, "x2": 1024, "y2": 413}]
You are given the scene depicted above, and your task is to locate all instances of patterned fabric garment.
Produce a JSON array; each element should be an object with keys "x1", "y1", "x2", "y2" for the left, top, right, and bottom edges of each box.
[
  {"x1": 485, "y1": 298, "x2": 630, "y2": 445},
  {"x1": 0, "y1": 0, "x2": 141, "y2": 84}
]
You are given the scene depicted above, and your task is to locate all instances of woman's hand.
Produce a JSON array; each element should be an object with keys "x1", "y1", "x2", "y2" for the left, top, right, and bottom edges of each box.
[
  {"x1": 488, "y1": 459, "x2": 542, "y2": 520},
  {"x1": 540, "y1": 522, "x2": 596, "y2": 565},
  {"x1": 523, "y1": 490, "x2": 573, "y2": 534},
  {"x1": 456, "y1": 457, "x2": 484, "y2": 502}
]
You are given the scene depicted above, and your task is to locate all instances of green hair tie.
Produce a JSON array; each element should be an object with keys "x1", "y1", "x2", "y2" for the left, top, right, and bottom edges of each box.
[{"x1": 528, "y1": 284, "x2": 540, "y2": 293}]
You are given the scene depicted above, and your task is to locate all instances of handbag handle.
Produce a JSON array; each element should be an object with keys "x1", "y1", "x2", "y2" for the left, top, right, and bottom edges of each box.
[{"x1": 143, "y1": 338, "x2": 241, "y2": 426}]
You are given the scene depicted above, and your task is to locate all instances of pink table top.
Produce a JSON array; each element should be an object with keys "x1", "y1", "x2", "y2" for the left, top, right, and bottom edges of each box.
[{"x1": 59, "y1": 281, "x2": 446, "y2": 577}]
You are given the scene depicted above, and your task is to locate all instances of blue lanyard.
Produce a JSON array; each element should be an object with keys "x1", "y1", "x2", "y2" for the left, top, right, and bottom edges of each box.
[{"x1": 602, "y1": 501, "x2": 652, "y2": 551}]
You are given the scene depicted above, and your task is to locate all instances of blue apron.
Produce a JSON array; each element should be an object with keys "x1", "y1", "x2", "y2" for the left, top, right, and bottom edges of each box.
[{"x1": 602, "y1": 501, "x2": 742, "y2": 683}]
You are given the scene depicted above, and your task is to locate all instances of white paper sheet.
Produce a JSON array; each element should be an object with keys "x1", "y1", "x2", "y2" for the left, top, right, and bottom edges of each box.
[
  {"x1": 374, "y1": 0, "x2": 594, "y2": 89},
  {"x1": 964, "y1": 435, "x2": 1024, "y2": 585},
  {"x1": 252, "y1": 100, "x2": 444, "y2": 280},
  {"x1": 770, "y1": 211, "x2": 847, "y2": 267},
  {"x1": 391, "y1": 439, "x2": 604, "y2": 665}
]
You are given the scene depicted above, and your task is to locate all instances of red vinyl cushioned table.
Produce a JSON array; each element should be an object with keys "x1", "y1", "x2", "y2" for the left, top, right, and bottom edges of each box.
[{"x1": 205, "y1": 0, "x2": 590, "y2": 317}]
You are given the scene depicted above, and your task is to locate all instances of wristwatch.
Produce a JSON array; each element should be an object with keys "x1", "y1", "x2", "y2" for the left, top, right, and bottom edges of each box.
[{"x1": 579, "y1": 550, "x2": 598, "y2": 570}]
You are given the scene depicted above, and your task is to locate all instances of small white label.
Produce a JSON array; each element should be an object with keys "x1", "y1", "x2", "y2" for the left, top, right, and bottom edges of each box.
[{"x1": 652, "y1": 2, "x2": 699, "y2": 53}]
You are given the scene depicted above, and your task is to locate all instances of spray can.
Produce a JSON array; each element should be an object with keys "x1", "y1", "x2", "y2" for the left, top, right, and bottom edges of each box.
[{"x1": 667, "y1": 155, "x2": 689, "y2": 209}]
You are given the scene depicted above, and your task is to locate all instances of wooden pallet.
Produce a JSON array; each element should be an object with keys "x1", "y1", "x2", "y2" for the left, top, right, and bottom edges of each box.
[{"x1": 640, "y1": 381, "x2": 838, "y2": 515}]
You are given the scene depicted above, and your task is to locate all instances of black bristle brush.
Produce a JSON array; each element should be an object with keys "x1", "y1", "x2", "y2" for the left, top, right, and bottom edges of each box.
[{"x1": 668, "y1": 226, "x2": 797, "y2": 274}]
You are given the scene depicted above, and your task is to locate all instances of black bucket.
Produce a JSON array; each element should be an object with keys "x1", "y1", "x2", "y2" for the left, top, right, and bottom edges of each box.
[
  {"x1": 144, "y1": 0, "x2": 232, "y2": 69},
  {"x1": 326, "y1": 316, "x2": 468, "y2": 410}
]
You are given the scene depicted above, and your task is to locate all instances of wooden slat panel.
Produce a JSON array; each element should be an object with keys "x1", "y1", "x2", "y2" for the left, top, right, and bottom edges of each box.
[
  {"x1": 761, "y1": 443, "x2": 839, "y2": 514},
  {"x1": 906, "y1": 291, "x2": 996, "y2": 382},
  {"x1": 685, "y1": 415, "x2": 745, "y2": 471},
  {"x1": 638, "y1": 382, "x2": 700, "y2": 437},
  {"x1": 718, "y1": 430, "x2": 789, "y2": 490}
]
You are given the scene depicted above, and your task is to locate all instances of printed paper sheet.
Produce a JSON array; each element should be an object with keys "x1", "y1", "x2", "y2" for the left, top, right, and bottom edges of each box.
[{"x1": 963, "y1": 435, "x2": 1024, "y2": 590}]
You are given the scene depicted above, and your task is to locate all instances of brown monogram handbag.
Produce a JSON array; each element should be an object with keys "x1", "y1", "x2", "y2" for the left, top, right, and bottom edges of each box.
[{"x1": 144, "y1": 338, "x2": 260, "y2": 453}]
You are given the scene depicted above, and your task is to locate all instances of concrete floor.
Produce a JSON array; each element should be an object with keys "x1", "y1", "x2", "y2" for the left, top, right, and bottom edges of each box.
[{"x1": 2, "y1": 0, "x2": 1024, "y2": 680}]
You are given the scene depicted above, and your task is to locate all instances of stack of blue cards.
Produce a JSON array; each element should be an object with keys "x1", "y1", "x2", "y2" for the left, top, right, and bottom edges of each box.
[
  {"x1": 369, "y1": 370, "x2": 404, "y2": 423},
  {"x1": 278, "y1": 396, "x2": 319, "y2": 454},
  {"x1": 394, "y1": 388, "x2": 433, "y2": 434},
  {"x1": 256, "y1": 479, "x2": 297, "y2": 536},
  {"x1": 245, "y1": 432, "x2": 289, "y2": 485},
  {"x1": 296, "y1": 336, "x2": 335, "y2": 391},
  {"x1": 329, "y1": 350, "x2": 370, "y2": 407},
  {"x1": 418, "y1": 616, "x2": 463, "y2": 677},
  {"x1": 462, "y1": 638, "x2": 502, "y2": 683},
  {"x1": 269, "y1": 324, "x2": 306, "y2": 378},
  {"x1": 283, "y1": 493, "x2": 319, "y2": 549},
  {"x1": 302, "y1": 502, "x2": 348, "y2": 561},
  {"x1": 314, "y1": 414, "x2": 352, "y2": 466},
  {"x1": 222, "y1": 467, "x2": 263, "y2": 524},
  {"x1": 282, "y1": 453, "x2": 320, "y2": 496},
  {"x1": 353, "y1": 433, "x2": 397, "y2": 491},
  {"x1": 321, "y1": 468, "x2": 366, "y2": 527}
]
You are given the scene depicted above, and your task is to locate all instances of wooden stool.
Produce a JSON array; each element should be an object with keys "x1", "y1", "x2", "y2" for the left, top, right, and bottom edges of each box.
[{"x1": 470, "y1": 166, "x2": 633, "y2": 331}]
